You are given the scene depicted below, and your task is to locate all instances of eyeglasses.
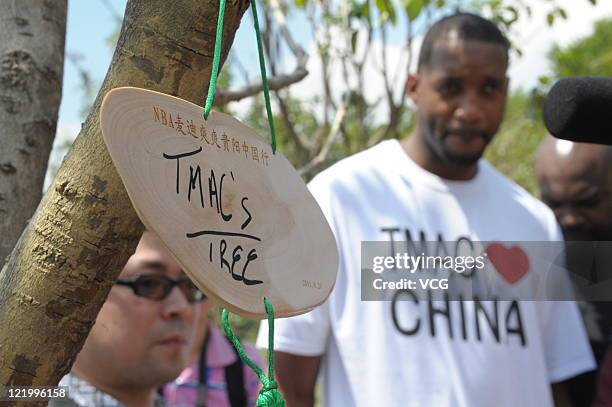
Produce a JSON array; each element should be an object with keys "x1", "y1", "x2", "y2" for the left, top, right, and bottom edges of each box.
[{"x1": 115, "y1": 274, "x2": 206, "y2": 303}]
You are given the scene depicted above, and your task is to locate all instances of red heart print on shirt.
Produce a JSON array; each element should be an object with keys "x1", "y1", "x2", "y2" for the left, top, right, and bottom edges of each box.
[{"x1": 486, "y1": 243, "x2": 530, "y2": 284}]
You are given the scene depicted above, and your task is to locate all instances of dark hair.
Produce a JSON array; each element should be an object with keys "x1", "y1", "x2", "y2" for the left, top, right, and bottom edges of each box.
[{"x1": 418, "y1": 12, "x2": 509, "y2": 70}]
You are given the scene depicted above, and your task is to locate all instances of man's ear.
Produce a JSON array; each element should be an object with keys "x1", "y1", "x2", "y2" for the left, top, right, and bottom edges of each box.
[{"x1": 406, "y1": 73, "x2": 419, "y2": 103}]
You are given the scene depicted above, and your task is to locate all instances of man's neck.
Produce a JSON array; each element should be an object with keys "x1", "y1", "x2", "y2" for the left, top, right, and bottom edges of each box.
[{"x1": 401, "y1": 132, "x2": 478, "y2": 181}]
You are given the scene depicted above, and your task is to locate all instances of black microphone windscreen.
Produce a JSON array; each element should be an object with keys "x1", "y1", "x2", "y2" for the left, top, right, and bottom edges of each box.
[{"x1": 543, "y1": 77, "x2": 612, "y2": 145}]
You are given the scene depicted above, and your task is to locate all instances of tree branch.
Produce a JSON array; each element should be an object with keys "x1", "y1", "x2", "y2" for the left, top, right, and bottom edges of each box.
[
  {"x1": 298, "y1": 98, "x2": 348, "y2": 176},
  {"x1": 268, "y1": 0, "x2": 307, "y2": 63},
  {"x1": 214, "y1": 66, "x2": 308, "y2": 105},
  {"x1": 214, "y1": 0, "x2": 308, "y2": 107},
  {"x1": 371, "y1": 20, "x2": 416, "y2": 146},
  {"x1": 380, "y1": 25, "x2": 395, "y2": 111}
]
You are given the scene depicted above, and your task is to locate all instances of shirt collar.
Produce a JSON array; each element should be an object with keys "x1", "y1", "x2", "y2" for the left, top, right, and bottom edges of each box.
[{"x1": 59, "y1": 373, "x2": 166, "y2": 407}]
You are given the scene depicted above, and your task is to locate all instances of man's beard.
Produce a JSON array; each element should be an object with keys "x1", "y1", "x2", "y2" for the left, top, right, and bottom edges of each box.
[
  {"x1": 441, "y1": 147, "x2": 482, "y2": 166},
  {"x1": 423, "y1": 123, "x2": 488, "y2": 167}
]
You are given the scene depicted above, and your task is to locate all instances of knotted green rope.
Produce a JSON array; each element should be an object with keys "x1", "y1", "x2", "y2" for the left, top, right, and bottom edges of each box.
[
  {"x1": 207, "y1": 2, "x2": 284, "y2": 403},
  {"x1": 202, "y1": 0, "x2": 278, "y2": 154},
  {"x1": 221, "y1": 298, "x2": 286, "y2": 407}
]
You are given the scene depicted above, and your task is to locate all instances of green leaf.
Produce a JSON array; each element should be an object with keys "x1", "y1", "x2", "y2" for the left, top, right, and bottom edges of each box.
[
  {"x1": 351, "y1": 30, "x2": 359, "y2": 54},
  {"x1": 361, "y1": 1, "x2": 371, "y2": 22},
  {"x1": 558, "y1": 7, "x2": 567, "y2": 20},
  {"x1": 403, "y1": 0, "x2": 424, "y2": 21},
  {"x1": 504, "y1": 5, "x2": 519, "y2": 25},
  {"x1": 376, "y1": 0, "x2": 397, "y2": 25},
  {"x1": 323, "y1": 14, "x2": 343, "y2": 26},
  {"x1": 546, "y1": 12, "x2": 554, "y2": 26},
  {"x1": 489, "y1": 0, "x2": 502, "y2": 10},
  {"x1": 538, "y1": 75, "x2": 551, "y2": 86},
  {"x1": 348, "y1": 1, "x2": 364, "y2": 19},
  {"x1": 295, "y1": 0, "x2": 308, "y2": 8}
]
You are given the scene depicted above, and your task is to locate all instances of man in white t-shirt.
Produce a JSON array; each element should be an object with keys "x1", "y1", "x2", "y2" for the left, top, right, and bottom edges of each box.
[{"x1": 257, "y1": 12, "x2": 594, "y2": 407}]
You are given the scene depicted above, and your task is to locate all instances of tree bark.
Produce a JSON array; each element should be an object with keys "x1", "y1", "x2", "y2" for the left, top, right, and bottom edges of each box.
[
  {"x1": 0, "y1": 1, "x2": 67, "y2": 265},
  {"x1": 0, "y1": 0, "x2": 250, "y2": 393}
]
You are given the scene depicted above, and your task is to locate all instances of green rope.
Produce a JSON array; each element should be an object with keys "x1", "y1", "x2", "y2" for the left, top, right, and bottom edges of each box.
[
  {"x1": 203, "y1": 0, "x2": 226, "y2": 120},
  {"x1": 250, "y1": 0, "x2": 277, "y2": 154},
  {"x1": 202, "y1": 0, "x2": 278, "y2": 154},
  {"x1": 203, "y1": 2, "x2": 285, "y2": 404},
  {"x1": 221, "y1": 298, "x2": 286, "y2": 406}
]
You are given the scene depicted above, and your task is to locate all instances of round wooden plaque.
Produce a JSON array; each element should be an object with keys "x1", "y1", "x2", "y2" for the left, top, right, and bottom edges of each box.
[{"x1": 100, "y1": 87, "x2": 338, "y2": 319}]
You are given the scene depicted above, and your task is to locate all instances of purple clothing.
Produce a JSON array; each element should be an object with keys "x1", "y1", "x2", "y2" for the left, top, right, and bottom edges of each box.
[{"x1": 163, "y1": 325, "x2": 262, "y2": 407}]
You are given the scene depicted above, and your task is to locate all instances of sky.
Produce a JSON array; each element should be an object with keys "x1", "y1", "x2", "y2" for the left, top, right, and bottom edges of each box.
[{"x1": 46, "y1": 0, "x2": 612, "y2": 187}]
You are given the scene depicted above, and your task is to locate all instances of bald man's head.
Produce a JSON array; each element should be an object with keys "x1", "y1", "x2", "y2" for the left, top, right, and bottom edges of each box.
[{"x1": 535, "y1": 135, "x2": 612, "y2": 241}]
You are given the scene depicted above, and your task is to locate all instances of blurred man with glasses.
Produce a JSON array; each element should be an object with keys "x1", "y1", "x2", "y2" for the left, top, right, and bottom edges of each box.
[{"x1": 52, "y1": 231, "x2": 203, "y2": 407}]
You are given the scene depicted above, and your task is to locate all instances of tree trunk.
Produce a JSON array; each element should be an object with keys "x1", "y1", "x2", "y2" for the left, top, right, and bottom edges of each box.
[
  {"x1": 0, "y1": 0, "x2": 250, "y2": 393},
  {"x1": 0, "y1": 1, "x2": 67, "y2": 265}
]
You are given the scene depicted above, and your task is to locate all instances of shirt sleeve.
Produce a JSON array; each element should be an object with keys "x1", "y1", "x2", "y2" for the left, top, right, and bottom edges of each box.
[
  {"x1": 539, "y1": 300, "x2": 596, "y2": 383},
  {"x1": 256, "y1": 299, "x2": 331, "y2": 356}
]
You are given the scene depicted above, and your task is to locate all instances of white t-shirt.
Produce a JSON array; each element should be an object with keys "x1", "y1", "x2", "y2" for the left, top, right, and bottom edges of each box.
[{"x1": 257, "y1": 140, "x2": 594, "y2": 407}]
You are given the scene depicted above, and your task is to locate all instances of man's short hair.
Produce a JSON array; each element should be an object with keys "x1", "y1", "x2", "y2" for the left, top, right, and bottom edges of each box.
[{"x1": 418, "y1": 12, "x2": 510, "y2": 70}]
